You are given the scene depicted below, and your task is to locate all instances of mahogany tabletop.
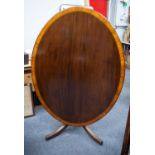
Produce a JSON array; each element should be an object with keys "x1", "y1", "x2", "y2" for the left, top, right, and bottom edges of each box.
[{"x1": 32, "y1": 7, "x2": 125, "y2": 126}]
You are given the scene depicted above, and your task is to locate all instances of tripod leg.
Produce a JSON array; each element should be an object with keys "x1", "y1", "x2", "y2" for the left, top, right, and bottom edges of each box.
[
  {"x1": 83, "y1": 126, "x2": 103, "y2": 145},
  {"x1": 45, "y1": 124, "x2": 68, "y2": 140}
]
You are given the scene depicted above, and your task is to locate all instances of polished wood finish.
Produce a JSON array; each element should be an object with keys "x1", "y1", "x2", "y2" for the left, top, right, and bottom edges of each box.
[
  {"x1": 45, "y1": 124, "x2": 103, "y2": 145},
  {"x1": 32, "y1": 7, "x2": 125, "y2": 126},
  {"x1": 45, "y1": 125, "x2": 68, "y2": 140},
  {"x1": 83, "y1": 126, "x2": 103, "y2": 145}
]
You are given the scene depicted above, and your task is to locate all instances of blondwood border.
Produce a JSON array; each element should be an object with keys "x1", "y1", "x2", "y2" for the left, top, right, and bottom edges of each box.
[{"x1": 31, "y1": 7, "x2": 125, "y2": 126}]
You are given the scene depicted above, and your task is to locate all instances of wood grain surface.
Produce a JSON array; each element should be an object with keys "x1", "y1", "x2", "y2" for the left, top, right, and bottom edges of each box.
[{"x1": 32, "y1": 7, "x2": 125, "y2": 126}]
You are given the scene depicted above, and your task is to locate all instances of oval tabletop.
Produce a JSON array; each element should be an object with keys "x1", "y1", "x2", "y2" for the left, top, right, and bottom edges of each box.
[{"x1": 32, "y1": 7, "x2": 125, "y2": 126}]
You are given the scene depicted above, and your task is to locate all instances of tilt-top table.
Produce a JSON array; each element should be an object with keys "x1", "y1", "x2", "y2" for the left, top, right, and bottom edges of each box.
[{"x1": 31, "y1": 7, "x2": 125, "y2": 145}]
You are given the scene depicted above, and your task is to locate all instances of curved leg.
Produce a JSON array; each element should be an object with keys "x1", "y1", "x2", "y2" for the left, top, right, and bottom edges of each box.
[
  {"x1": 83, "y1": 126, "x2": 103, "y2": 145},
  {"x1": 45, "y1": 124, "x2": 68, "y2": 140}
]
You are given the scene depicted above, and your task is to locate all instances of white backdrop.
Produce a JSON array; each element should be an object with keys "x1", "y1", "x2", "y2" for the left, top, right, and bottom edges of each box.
[{"x1": 24, "y1": 0, "x2": 85, "y2": 53}]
